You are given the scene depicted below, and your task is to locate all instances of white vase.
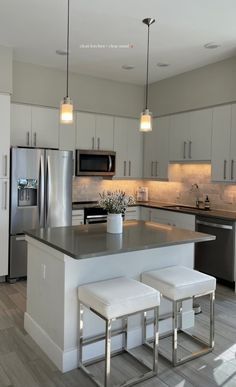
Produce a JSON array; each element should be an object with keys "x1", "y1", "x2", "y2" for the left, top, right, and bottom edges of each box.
[{"x1": 107, "y1": 213, "x2": 123, "y2": 234}]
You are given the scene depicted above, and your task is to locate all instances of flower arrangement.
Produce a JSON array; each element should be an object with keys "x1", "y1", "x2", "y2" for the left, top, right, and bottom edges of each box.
[{"x1": 99, "y1": 190, "x2": 135, "y2": 214}]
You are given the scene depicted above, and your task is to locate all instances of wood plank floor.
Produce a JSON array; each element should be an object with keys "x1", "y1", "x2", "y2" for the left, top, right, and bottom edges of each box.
[{"x1": 0, "y1": 282, "x2": 236, "y2": 386}]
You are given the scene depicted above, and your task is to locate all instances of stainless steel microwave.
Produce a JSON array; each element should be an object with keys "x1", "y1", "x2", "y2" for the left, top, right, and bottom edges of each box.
[{"x1": 75, "y1": 149, "x2": 116, "y2": 177}]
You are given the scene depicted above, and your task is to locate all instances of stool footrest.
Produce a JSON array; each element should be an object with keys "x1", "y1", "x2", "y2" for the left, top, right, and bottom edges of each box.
[{"x1": 83, "y1": 328, "x2": 125, "y2": 346}]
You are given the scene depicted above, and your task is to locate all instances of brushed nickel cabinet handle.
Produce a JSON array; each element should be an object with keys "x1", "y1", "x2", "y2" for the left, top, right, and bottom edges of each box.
[
  {"x1": 124, "y1": 161, "x2": 126, "y2": 176},
  {"x1": 183, "y1": 141, "x2": 187, "y2": 159},
  {"x1": 33, "y1": 132, "x2": 37, "y2": 147},
  {"x1": 97, "y1": 137, "x2": 100, "y2": 149},
  {"x1": 92, "y1": 137, "x2": 95, "y2": 149},
  {"x1": 4, "y1": 155, "x2": 7, "y2": 177},
  {"x1": 26, "y1": 131, "x2": 30, "y2": 146},
  {"x1": 129, "y1": 161, "x2": 131, "y2": 176},
  {"x1": 151, "y1": 161, "x2": 154, "y2": 176},
  {"x1": 155, "y1": 161, "x2": 158, "y2": 176},
  {"x1": 231, "y1": 159, "x2": 234, "y2": 180},
  {"x1": 4, "y1": 181, "x2": 7, "y2": 210},
  {"x1": 189, "y1": 141, "x2": 192, "y2": 159},
  {"x1": 224, "y1": 160, "x2": 227, "y2": 180}
]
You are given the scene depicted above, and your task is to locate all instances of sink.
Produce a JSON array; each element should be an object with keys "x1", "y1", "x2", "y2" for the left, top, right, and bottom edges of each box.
[{"x1": 163, "y1": 205, "x2": 210, "y2": 211}]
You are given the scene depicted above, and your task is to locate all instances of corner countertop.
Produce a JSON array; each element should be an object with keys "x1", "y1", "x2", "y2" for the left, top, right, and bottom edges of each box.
[
  {"x1": 25, "y1": 220, "x2": 215, "y2": 260},
  {"x1": 72, "y1": 200, "x2": 236, "y2": 221}
]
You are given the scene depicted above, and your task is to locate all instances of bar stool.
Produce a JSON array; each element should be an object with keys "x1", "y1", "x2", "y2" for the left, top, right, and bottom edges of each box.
[
  {"x1": 141, "y1": 266, "x2": 216, "y2": 366},
  {"x1": 78, "y1": 276, "x2": 160, "y2": 387}
]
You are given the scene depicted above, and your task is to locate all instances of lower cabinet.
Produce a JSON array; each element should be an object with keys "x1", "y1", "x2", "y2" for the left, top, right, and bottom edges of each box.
[
  {"x1": 72, "y1": 210, "x2": 84, "y2": 226},
  {"x1": 124, "y1": 207, "x2": 140, "y2": 221},
  {"x1": 0, "y1": 178, "x2": 9, "y2": 276},
  {"x1": 140, "y1": 207, "x2": 195, "y2": 231}
]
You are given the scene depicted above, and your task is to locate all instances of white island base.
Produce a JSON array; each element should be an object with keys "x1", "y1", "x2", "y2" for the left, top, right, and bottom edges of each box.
[{"x1": 25, "y1": 235, "x2": 195, "y2": 373}]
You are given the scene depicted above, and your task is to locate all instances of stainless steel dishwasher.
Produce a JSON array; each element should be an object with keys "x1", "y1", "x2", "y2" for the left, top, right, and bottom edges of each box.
[{"x1": 195, "y1": 216, "x2": 235, "y2": 286}]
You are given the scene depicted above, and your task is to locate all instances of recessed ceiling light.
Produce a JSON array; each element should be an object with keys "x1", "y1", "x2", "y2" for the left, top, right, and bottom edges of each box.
[
  {"x1": 157, "y1": 62, "x2": 169, "y2": 67},
  {"x1": 122, "y1": 64, "x2": 135, "y2": 70},
  {"x1": 56, "y1": 49, "x2": 68, "y2": 56},
  {"x1": 204, "y1": 42, "x2": 221, "y2": 49}
]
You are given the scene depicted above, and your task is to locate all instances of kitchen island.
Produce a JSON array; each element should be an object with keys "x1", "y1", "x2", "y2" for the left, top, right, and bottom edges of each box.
[{"x1": 24, "y1": 220, "x2": 215, "y2": 372}]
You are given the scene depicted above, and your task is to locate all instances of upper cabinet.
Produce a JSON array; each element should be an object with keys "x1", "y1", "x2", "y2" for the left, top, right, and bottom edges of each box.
[
  {"x1": 31, "y1": 106, "x2": 59, "y2": 148},
  {"x1": 114, "y1": 117, "x2": 142, "y2": 178},
  {"x1": 0, "y1": 94, "x2": 10, "y2": 179},
  {"x1": 11, "y1": 103, "x2": 59, "y2": 149},
  {"x1": 143, "y1": 116, "x2": 169, "y2": 180},
  {"x1": 169, "y1": 109, "x2": 212, "y2": 162},
  {"x1": 76, "y1": 112, "x2": 114, "y2": 150},
  {"x1": 211, "y1": 104, "x2": 236, "y2": 182}
]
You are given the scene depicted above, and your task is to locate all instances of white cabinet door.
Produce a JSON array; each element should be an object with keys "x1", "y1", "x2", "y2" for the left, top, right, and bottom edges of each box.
[
  {"x1": 150, "y1": 208, "x2": 195, "y2": 230},
  {"x1": 114, "y1": 117, "x2": 128, "y2": 178},
  {"x1": 211, "y1": 105, "x2": 231, "y2": 181},
  {"x1": 229, "y1": 104, "x2": 236, "y2": 182},
  {"x1": 76, "y1": 112, "x2": 96, "y2": 149},
  {"x1": 11, "y1": 103, "x2": 32, "y2": 147},
  {"x1": 0, "y1": 178, "x2": 9, "y2": 275},
  {"x1": 125, "y1": 206, "x2": 140, "y2": 220},
  {"x1": 143, "y1": 129, "x2": 156, "y2": 179},
  {"x1": 155, "y1": 117, "x2": 169, "y2": 179},
  {"x1": 0, "y1": 95, "x2": 10, "y2": 179},
  {"x1": 169, "y1": 112, "x2": 190, "y2": 161},
  {"x1": 95, "y1": 115, "x2": 114, "y2": 150},
  {"x1": 140, "y1": 207, "x2": 151, "y2": 221},
  {"x1": 127, "y1": 118, "x2": 142, "y2": 178},
  {"x1": 190, "y1": 109, "x2": 212, "y2": 161},
  {"x1": 32, "y1": 106, "x2": 59, "y2": 148}
]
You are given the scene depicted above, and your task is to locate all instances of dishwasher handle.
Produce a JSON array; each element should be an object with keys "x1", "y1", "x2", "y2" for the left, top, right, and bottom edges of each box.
[{"x1": 196, "y1": 220, "x2": 233, "y2": 230}]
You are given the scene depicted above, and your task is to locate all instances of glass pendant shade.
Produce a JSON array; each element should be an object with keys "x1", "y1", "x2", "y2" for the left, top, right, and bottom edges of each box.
[
  {"x1": 140, "y1": 109, "x2": 152, "y2": 132},
  {"x1": 60, "y1": 96, "x2": 73, "y2": 124}
]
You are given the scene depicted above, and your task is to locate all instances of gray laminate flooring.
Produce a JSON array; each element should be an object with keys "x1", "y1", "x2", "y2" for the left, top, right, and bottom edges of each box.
[{"x1": 0, "y1": 281, "x2": 236, "y2": 386}]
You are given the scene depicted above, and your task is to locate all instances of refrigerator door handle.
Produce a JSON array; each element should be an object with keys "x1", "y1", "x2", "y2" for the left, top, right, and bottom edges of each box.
[
  {"x1": 45, "y1": 155, "x2": 51, "y2": 226},
  {"x1": 39, "y1": 155, "x2": 45, "y2": 227}
]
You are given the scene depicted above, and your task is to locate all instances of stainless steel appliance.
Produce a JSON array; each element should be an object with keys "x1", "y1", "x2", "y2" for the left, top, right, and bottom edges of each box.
[
  {"x1": 9, "y1": 147, "x2": 73, "y2": 281},
  {"x1": 75, "y1": 149, "x2": 116, "y2": 177},
  {"x1": 195, "y1": 216, "x2": 235, "y2": 286},
  {"x1": 136, "y1": 187, "x2": 149, "y2": 202},
  {"x1": 84, "y1": 207, "x2": 108, "y2": 224}
]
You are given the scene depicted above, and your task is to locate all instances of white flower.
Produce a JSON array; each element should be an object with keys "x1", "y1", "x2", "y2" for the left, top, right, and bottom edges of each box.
[{"x1": 99, "y1": 191, "x2": 135, "y2": 214}]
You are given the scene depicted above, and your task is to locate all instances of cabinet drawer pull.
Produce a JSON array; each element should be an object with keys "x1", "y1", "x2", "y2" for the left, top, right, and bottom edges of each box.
[
  {"x1": 97, "y1": 137, "x2": 100, "y2": 150},
  {"x1": 151, "y1": 161, "x2": 154, "y2": 176},
  {"x1": 224, "y1": 160, "x2": 227, "y2": 180},
  {"x1": 231, "y1": 160, "x2": 234, "y2": 180},
  {"x1": 26, "y1": 131, "x2": 30, "y2": 146},
  {"x1": 129, "y1": 161, "x2": 131, "y2": 176},
  {"x1": 3, "y1": 181, "x2": 7, "y2": 210},
  {"x1": 183, "y1": 141, "x2": 187, "y2": 159},
  {"x1": 189, "y1": 141, "x2": 192, "y2": 159},
  {"x1": 124, "y1": 161, "x2": 126, "y2": 176},
  {"x1": 33, "y1": 132, "x2": 37, "y2": 147},
  {"x1": 4, "y1": 155, "x2": 7, "y2": 177}
]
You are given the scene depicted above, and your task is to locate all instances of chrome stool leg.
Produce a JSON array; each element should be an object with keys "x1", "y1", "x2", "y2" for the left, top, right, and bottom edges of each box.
[
  {"x1": 123, "y1": 317, "x2": 128, "y2": 351},
  {"x1": 153, "y1": 306, "x2": 159, "y2": 374},
  {"x1": 105, "y1": 319, "x2": 112, "y2": 387},
  {"x1": 172, "y1": 301, "x2": 178, "y2": 366},
  {"x1": 210, "y1": 291, "x2": 215, "y2": 348},
  {"x1": 79, "y1": 303, "x2": 84, "y2": 366}
]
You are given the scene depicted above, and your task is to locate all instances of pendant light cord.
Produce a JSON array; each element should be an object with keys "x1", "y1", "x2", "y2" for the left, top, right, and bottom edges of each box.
[
  {"x1": 145, "y1": 23, "x2": 150, "y2": 110},
  {"x1": 66, "y1": 0, "x2": 70, "y2": 98}
]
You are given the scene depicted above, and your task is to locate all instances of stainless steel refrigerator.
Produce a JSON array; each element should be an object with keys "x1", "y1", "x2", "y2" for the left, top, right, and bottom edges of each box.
[{"x1": 9, "y1": 147, "x2": 73, "y2": 281}]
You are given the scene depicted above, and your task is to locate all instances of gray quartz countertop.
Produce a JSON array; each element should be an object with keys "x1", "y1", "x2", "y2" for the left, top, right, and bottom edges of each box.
[
  {"x1": 72, "y1": 200, "x2": 236, "y2": 221},
  {"x1": 25, "y1": 220, "x2": 215, "y2": 260}
]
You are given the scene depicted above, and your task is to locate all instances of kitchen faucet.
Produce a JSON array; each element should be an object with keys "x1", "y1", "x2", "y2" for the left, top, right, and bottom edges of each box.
[{"x1": 191, "y1": 183, "x2": 203, "y2": 208}]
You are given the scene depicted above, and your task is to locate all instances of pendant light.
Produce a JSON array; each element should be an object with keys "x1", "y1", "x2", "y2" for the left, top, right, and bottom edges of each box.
[
  {"x1": 140, "y1": 18, "x2": 155, "y2": 132},
  {"x1": 60, "y1": 0, "x2": 73, "y2": 124}
]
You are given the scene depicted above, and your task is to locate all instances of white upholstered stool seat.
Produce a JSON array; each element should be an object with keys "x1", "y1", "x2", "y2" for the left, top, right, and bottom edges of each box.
[
  {"x1": 142, "y1": 266, "x2": 216, "y2": 301},
  {"x1": 78, "y1": 277, "x2": 160, "y2": 387},
  {"x1": 78, "y1": 276, "x2": 160, "y2": 320},
  {"x1": 141, "y1": 266, "x2": 216, "y2": 367}
]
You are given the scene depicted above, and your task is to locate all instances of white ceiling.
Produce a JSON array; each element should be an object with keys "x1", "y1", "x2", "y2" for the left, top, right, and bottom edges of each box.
[{"x1": 1, "y1": 0, "x2": 236, "y2": 85}]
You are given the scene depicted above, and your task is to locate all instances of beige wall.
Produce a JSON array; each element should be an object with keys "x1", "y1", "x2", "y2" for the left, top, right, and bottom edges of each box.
[
  {"x1": 0, "y1": 46, "x2": 12, "y2": 94},
  {"x1": 150, "y1": 56, "x2": 236, "y2": 116},
  {"x1": 12, "y1": 61, "x2": 144, "y2": 118}
]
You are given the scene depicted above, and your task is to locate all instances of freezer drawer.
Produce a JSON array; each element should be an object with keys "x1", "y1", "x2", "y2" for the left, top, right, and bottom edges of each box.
[{"x1": 9, "y1": 235, "x2": 27, "y2": 280}]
